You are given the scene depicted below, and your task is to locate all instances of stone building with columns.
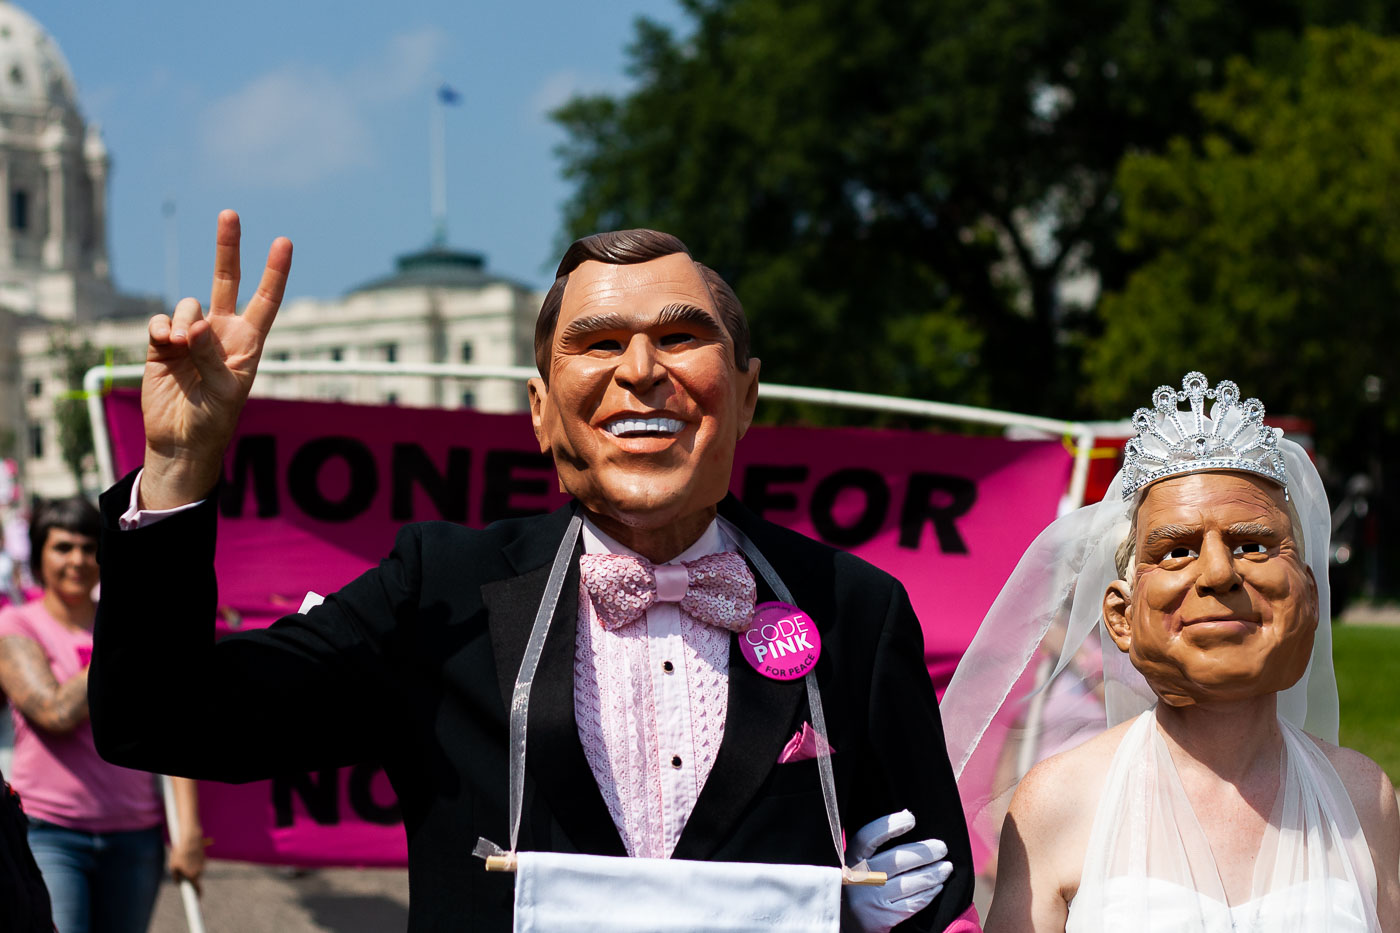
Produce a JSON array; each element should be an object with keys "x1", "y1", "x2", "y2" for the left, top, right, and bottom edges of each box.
[
  {"x1": 0, "y1": 1, "x2": 540, "y2": 501},
  {"x1": 0, "y1": 0, "x2": 162, "y2": 501}
]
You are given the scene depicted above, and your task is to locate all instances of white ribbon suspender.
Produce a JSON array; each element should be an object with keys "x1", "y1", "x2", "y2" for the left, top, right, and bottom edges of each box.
[{"x1": 473, "y1": 509, "x2": 884, "y2": 886}]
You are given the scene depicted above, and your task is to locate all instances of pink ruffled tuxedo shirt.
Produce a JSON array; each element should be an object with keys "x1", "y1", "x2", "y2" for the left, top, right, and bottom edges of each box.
[{"x1": 575, "y1": 518, "x2": 732, "y2": 859}]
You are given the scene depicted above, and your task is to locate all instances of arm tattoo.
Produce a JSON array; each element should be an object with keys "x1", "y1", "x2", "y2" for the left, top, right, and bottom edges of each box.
[{"x1": 0, "y1": 635, "x2": 89, "y2": 734}]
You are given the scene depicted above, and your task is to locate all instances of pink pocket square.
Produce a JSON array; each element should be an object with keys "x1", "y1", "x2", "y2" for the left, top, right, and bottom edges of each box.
[{"x1": 777, "y1": 722, "x2": 836, "y2": 763}]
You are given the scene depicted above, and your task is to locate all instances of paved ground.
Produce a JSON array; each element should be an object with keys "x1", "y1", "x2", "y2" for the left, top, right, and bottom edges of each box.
[{"x1": 148, "y1": 863, "x2": 409, "y2": 933}]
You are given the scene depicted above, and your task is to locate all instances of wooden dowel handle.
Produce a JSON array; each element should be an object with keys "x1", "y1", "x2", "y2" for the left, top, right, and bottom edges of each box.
[
  {"x1": 844, "y1": 871, "x2": 888, "y2": 886},
  {"x1": 484, "y1": 853, "x2": 883, "y2": 886}
]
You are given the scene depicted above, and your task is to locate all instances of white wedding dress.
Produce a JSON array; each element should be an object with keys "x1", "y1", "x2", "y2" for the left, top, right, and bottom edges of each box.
[{"x1": 1066, "y1": 711, "x2": 1379, "y2": 933}]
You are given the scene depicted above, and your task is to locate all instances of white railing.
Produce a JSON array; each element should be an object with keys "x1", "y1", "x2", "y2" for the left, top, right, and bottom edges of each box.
[{"x1": 84, "y1": 361, "x2": 1109, "y2": 513}]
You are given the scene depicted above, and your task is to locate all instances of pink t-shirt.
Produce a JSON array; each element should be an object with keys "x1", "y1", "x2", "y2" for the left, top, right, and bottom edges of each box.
[{"x1": 0, "y1": 601, "x2": 163, "y2": 832}]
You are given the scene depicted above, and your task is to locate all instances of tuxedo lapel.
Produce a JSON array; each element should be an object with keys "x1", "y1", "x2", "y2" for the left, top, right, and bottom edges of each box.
[
  {"x1": 482, "y1": 505, "x2": 574, "y2": 715},
  {"x1": 672, "y1": 497, "x2": 807, "y2": 860},
  {"x1": 481, "y1": 507, "x2": 626, "y2": 857}
]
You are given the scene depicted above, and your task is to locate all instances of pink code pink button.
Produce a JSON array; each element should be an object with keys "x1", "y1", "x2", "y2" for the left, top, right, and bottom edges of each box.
[
  {"x1": 738, "y1": 602, "x2": 821, "y2": 681},
  {"x1": 75, "y1": 645, "x2": 92, "y2": 667}
]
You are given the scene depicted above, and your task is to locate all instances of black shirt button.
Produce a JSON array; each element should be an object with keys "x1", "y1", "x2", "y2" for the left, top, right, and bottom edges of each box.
[
  {"x1": 670, "y1": 755, "x2": 683, "y2": 769},
  {"x1": 662, "y1": 660, "x2": 675, "y2": 673}
]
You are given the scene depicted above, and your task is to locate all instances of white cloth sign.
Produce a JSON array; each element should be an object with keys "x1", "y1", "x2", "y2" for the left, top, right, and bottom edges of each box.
[{"x1": 512, "y1": 851, "x2": 841, "y2": 932}]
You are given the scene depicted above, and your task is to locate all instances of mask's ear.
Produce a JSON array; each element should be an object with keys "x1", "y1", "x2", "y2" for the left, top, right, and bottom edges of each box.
[
  {"x1": 527, "y1": 377, "x2": 550, "y2": 454},
  {"x1": 1103, "y1": 581, "x2": 1134, "y2": 653}
]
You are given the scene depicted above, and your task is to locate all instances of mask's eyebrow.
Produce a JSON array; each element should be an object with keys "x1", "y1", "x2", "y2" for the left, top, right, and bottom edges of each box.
[
  {"x1": 656, "y1": 302, "x2": 722, "y2": 331},
  {"x1": 559, "y1": 304, "x2": 722, "y2": 343},
  {"x1": 1142, "y1": 523, "x2": 1199, "y2": 550},
  {"x1": 559, "y1": 311, "x2": 629, "y2": 343},
  {"x1": 1226, "y1": 522, "x2": 1277, "y2": 538}
]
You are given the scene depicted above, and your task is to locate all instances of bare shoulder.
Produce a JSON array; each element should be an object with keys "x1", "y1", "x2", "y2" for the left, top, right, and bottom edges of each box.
[
  {"x1": 1011, "y1": 717, "x2": 1132, "y2": 826},
  {"x1": 1008, "y1": 719, "x2": 1134, "y2": 881},
  {"x1": 985, "y1": 718, "x2": 1134, "y2": 931},
  {"x1": 1308, "y1": 734, "x2": 1398, "y2": 829},
  {"x1": 1307, "y1": 732, "x2": 1400, "y2": 890}
]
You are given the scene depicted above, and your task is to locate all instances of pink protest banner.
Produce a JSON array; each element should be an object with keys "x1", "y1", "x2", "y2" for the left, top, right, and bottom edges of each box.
[{"x1": 104, "y1": 389, "x2": 1071, "y2": 867}]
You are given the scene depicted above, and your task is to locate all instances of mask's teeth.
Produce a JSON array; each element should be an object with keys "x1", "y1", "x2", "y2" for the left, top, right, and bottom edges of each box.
[{"x1": 607, "y1": 417, "x2": 682, "y2": 436}]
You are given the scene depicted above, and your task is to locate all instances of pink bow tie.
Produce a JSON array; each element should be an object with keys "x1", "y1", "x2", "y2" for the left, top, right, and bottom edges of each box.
[{"x1": 578, "y1": 552, "x2": 757, "y2": 633}]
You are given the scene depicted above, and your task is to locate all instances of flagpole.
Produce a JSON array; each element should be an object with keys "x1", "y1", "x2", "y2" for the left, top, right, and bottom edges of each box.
[
  {"x1": 430, "y1": 91, "x2": 447, "y2": 247},
  {"x1": 163, "y1": 198, "x2": 178, "y2": 309}
]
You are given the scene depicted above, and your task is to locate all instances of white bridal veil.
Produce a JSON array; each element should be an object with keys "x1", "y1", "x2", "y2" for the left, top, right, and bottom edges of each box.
[
  {"x1": 940, "y1": 372, "x2": 1382, "y2": 930},
  {"x1": 941, "y1": 401, "x2": 1338, "y2": 859}
]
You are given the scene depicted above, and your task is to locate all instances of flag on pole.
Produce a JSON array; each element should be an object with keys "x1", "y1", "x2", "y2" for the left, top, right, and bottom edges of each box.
[{"x1": 437, "y1": 83, "x2": 462, "y2": 105}]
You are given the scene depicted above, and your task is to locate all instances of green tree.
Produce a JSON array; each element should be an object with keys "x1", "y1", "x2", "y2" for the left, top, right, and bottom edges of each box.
[
  {"x1": 49, "y1": 330, "x2": 123, "y2": 493},
  {"x1": 553, "y1": 0, "x2": 1398, "y2": 417},
  {"x1": 1089, "y1": 26, "x2": 1400, "y2": 469}
]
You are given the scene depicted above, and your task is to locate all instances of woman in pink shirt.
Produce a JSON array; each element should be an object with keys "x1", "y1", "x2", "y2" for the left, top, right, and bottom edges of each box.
[{"x1": 0, "y1": 497, "x2": 204, "y2": 933}]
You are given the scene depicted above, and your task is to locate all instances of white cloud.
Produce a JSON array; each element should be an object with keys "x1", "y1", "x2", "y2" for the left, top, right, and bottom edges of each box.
[
  {"x1": 198, "y1": 28, "x2": 448, "y2": 189},
  {"x1": 353, "y1": 26, "x2": 450, "y2": 102},
  {"x1": 199, "y1": 66, "x2": 371, "y2": 188}
]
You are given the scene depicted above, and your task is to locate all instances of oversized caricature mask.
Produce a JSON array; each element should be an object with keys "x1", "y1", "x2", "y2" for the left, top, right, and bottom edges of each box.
[
  {"x1": 528, "y1": 235, "x2": 759, "y2": 548},
  {"x1": 940, "y1": 373, "x2": 1339, "y2": 859},
  {"x1": 1100, "y1": 373, "x2": 1318, "y2": 707},
  {"x1": 1103, "y1": 471, "x2": 1318, "y2": 707}
]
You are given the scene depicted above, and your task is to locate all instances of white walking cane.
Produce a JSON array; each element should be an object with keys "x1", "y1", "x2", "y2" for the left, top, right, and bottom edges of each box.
[{"x1": 160, "y1": 774, "x2": 207, "y2": 933}]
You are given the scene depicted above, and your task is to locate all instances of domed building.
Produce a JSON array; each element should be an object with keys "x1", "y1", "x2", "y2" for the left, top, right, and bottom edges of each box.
[
  {"x1": 0, "y1": 1, "x2": 540, "y2": 500},
  {"x1": 0, "y1": 0, "x2": 161, "y2": 499},
  {"x1": 0, "y1": 0, "x2": 107, "y2": 301},
  {"x1": 259, "y1": 245, "x2": 539, "y2": 414}
]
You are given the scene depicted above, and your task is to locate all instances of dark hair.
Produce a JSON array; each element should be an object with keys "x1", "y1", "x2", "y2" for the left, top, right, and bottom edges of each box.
[
  {"x1": 533, "y1": 229, "x2": 752, "y2": 381},
  {"x1": 29, "y1": 496, "x2": 100, "y2": 582}
]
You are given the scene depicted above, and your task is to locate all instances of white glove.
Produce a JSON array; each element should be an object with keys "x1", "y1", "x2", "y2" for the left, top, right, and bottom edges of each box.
[{"x1": 843, "y1": 809, "x2": 953, "y2": 933}]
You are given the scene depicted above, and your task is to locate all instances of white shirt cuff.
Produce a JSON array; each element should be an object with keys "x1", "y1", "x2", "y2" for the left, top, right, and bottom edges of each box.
[{"x1": 118, "y1": 469, "x2": 207, "y2": 530}]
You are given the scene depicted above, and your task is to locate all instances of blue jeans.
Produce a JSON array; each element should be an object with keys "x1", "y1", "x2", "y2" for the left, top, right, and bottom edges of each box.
[{"x1": 27, "y1": 819, "x2": 163, "y2": 933}]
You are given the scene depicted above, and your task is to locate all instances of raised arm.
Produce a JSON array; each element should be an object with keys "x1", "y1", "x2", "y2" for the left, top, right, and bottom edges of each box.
[
  {"x1": 139, "y1": 210, "x2": 292, "y2": 510},
  {"x1": 0, "y1": 636, "x2": 89, "y2": 735},
  {"x1": 91, "y1": 483, "x2": 424, "y2": 782}
]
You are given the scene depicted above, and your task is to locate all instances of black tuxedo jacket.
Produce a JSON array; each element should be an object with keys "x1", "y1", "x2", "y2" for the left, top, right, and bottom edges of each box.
[{"x1": 91, "y1": 470, "x2": 972, "y2": 931}]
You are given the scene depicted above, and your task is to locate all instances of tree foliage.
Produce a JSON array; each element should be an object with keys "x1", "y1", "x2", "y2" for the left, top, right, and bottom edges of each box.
[
  {"x1": 553, "y1": 0, "x2": 1399, "y2": 417},
  {"x1": 1089, "y1": 26, "x2": 1400, "y2": 476},
  {"x1": 48, "y1": 330, "x2": 122, "y2": 493}
]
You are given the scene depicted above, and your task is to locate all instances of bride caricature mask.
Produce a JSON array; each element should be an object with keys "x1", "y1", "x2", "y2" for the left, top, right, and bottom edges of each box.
[{"x1": 1102, "y1": 470, "x2": 1318, "y2": 708}]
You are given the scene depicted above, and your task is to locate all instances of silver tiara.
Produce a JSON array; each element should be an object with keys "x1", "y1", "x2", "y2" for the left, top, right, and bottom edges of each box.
[{"x1": 1120, "y1": 372, "x2": 1287, "y2": 501}]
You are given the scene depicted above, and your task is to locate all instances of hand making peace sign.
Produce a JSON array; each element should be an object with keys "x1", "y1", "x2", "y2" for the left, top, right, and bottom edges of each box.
[{"x1": 139, "y1": 210, "x2": 292, "y2": 510}]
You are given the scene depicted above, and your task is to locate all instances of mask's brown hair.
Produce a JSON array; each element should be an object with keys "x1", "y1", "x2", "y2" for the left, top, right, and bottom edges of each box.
[{"x1": 533, "y1": 229, "x2": 751, "y2": 382}]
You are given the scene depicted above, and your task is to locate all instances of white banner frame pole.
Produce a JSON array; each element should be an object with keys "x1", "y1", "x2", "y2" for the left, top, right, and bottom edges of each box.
[{"x1": 86, "y1": 361, "x2": 1105, "y2": 491}]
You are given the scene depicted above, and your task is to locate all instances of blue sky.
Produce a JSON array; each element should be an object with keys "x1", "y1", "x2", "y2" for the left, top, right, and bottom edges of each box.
[{"x1": 34, "y1": 0, "x2": 685, "y2": 304}]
